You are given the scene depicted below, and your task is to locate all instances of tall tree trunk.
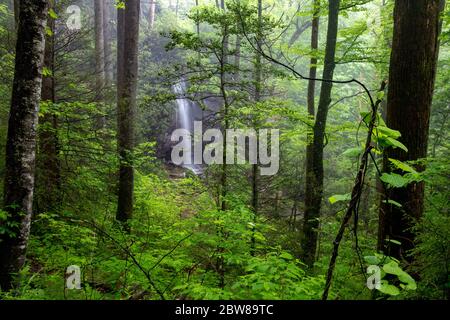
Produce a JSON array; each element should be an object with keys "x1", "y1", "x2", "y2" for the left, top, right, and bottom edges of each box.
[
  {"x1": 95, "y1": 0, "x2": 105, "y2": 100},
  {"x1": 37, "y1": 3, "x2": 60, "y2": 213},
  {"x1": 249, "y1": 0, "x2": 263, "y2": 256},
  {"x1": 13, "y1": 0, "x2": 19, "y2": 28},
  {"x1": 116, "y1": 0, "x2": 140, "y2": 224},
  {"x1": 377, "y1": 0, "x2": 442, "y2": 260},
  {"x1": 219, "y1": 0, "x2": 229, "y2": 212},
  {"x1": 252, "y1": 0, "x2": 263, "y2": 215},
  {"x1": 103, "y1": 0, "x2": 113, "y2": 85},
  {"x1": 0, "y1": 0, "x2": 48, "y2": 291},
  {"x1": 302, "y1": 0, "x2": 340, "y2": 268},
  {"x1": 304, "y1": 0, "x2": 320, "y2": 234}
]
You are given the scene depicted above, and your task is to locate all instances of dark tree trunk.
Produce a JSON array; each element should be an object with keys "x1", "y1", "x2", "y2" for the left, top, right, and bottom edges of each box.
[
  {"x1": 116, "y1": 0, "x2": 140, "y2": 224},
  {"x1": 377, "y1": 0, "x2": 442, "y2": 260},
  {"x1": 13, "y1": 0, "x2": 19, "y2": 28},
  {"x1": 0, "y1": 0, "x2": 48, "y2": 290},
  {"x1": 304, "y1": 0, "x2": 320, "y2": 232},
  {"x1": 37, "y1": 3, "x2": 60, "y2": 213},
  {"x1": 252, "y1": 0, "x2": 263, "y2": 214},
  {"x1": 302, "y1": 0, "x2": 340, "y2": 268},
  {"x1": 219, "y1": 0, "x2": 229, "y2": 212},
  {"x1": 306, "y1": 0, "x2": 319, "y2": 118}
]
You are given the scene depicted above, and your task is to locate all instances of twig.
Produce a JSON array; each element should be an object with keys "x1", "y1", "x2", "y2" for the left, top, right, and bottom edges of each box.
[{"x1": 322, "y1": 80, "x2": 386, "y2": 300}]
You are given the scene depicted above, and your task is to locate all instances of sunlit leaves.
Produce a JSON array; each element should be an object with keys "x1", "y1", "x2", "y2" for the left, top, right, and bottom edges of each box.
[
  {"x1": 329, "y1": 193, "x2": 352, "y2": 204},
  {"x1": 380, "y1": 173, "x2": 410, "y2": 188}
]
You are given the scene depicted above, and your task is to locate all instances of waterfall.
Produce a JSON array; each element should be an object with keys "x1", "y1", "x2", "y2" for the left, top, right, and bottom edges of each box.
[{"x1": 173, "y1": 80, "x2": 202, "y2": 175}]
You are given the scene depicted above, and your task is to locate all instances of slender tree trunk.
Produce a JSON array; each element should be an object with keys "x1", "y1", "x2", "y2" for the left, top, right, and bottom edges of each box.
[
  {"x1": 304, "y1": 0, "x2": 320, "y2": 236},
  {"x1": 377, "y1": 0, "x2": 442, "y2": 260},
  {"x1": 13, "y1": 0, "x2": 19, "y2": 28},
  {"x1": 103, "y1": 0, "x2": 113, "y2": 85},
  {"x1": 219, "y1": 0, "x2": 229, "y2": 212},
  {"x1": 95, "y1": 0, "x2": 105, "y2": 100},
  {"x1": 116, "y1": 0, "x2": 140, "y2": 224},
  {"x1": 37, "y1": 3, "x2": 60, "y2": 213},
  {"x1": 249, "y1": 0, "x2": 263, "y2": 255},
  {"x1": 0, "y1": 0, "x2": 48, "y2": 291},
  {"x1": 252, "y1": 0, "x2": 263, "y2": 215},
  {"x1": 306, "y1": 0, "x2": 319, "y2": 118},
  {"x1": 302, "y1": 0, "x2": 340, "y2": 268}
]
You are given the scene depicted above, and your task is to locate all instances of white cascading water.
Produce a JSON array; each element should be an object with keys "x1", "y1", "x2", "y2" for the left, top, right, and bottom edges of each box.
[{"x1": 173, "y1": 81, "x2": 202, "y2": 175}]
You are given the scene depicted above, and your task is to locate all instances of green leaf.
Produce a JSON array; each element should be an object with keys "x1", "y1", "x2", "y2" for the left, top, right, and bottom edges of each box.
[
  {"x1": 386, "y1": 239, "x2": 402, "y2": 245},
  {"x1": 383, "y1": 199, "x2": 402, "y2": 208},
  {"x1": 376, "y1": 91, "x2": 385, "y2": 101},
  {"x1": 42, "y1": 67, "x2": 52, "y2": 77},
  {"x1": 380, "y1": 173, "x2": 410, "y2": 188},
  {"x1": 383, "y1": 261, "x2": 403, "y2": 275},
  {"x1": 279, "y1": 252, "x2": 294, "y2": 260},
  {"x1": 115, "y1": 0, "x2": 125, "y2": 9},
  {"x1": 377, "y1": 126, "x2": 401, "y2": 139},
  {"x1": 328, "y1": 193, "x2": 351, "y2": 204},
  {"x1": 398, "y1": 272, "x2": 417, "y2": 290},
  {"x1": 388, "y1": 158, "x2": 417, "y2": 173},
  {"x1": 48, "y1": 8, "x2": 58, "y2": 19},
  {"x1": 386, "y1": 137, "x2": 408, "y2": 152},
  {"x1": 45, "y1": 26, "x2": 53, "y2": 36},
  {"x1": 378, "y1": 280, "x2": 400, "y2": 296}
]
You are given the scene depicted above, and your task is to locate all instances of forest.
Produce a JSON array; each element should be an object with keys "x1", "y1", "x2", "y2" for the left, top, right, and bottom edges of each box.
[{"x1": 0, "y1": 0, "x2": 448, "y2": 302}]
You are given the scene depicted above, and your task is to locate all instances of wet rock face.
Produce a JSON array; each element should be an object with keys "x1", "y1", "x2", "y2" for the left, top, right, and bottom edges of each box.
[{"x1": 159, "y1": 80, "x2": 222, "y2": 169}]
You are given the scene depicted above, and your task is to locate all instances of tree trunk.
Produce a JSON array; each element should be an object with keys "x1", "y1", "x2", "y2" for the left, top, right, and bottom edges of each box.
[
  {"x1": 0, "y1": 0, "x2": 48, "y2": 290},
  {"x1": 302, "y1": 0, "x2": 340, "y2": 268},
  {"x1": 377, "y1": 0, "x2": 442, "y2": 260},
  {"x1": 37, "y1": 3, "x2": 61, "y2": 213},
  {"x1": 116, "y1": 0, "x2": 140, "y2": 224},
  {"x1": 103, "y1": 0, "x2": 113, "y2": 85},
  {"x1": 252, "y1": 0, "x2": 263, "y2": 215},
  {"x1": 219, "y1": 0, "x2": 229, "y2": 212},
  {"x1": 95, "y1": 0, "x2": 105, "y2": 100},
  {"x1": 304, "y1": 0, "x2": 320, "y2": 234},
  {"x1": 13, "y1": 0, "x2": 19, "y2": 28}
]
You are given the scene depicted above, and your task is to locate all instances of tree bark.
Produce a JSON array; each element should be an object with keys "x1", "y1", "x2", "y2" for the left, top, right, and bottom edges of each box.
[
  {"x1": 13, "y1": 0, "x2": 19, "y2": 28},
  {"x1": 219, "y1": 0, "x2": 229, "y2": 212},
  {"x1": 302, "y1": 0, "x2": 340, "y2": 268},
  {"x1": 95, "y1": 0, "x2": 105, "y2": 99},
  {"x1": 103, "y1": 0, "x2": 113, "y2": 85},
  {"x1": 37, "y1": 2, "x2": 61, "y2": 213},
  {"x1": 251, "y1": 0, "x2": 263, "y2": 215},
  {"x1": 0, "y1": 0, "x2": 48, "y2": 290},
  {"x1": 304, "y1": 0, "x2": 320, "y2": 234},
  {"x1": 377, "y1": 0, "x2": 442, "y2": 260},
  {"x1": 116, "y1": 0, "x2": 140, "y2": 224}
]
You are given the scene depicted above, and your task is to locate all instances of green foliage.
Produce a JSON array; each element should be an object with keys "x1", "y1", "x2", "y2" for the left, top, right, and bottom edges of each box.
[
  {"x1": 329, "y1": 193, "x2": 351, "y2": 204},
  {"x1": 364, "y1": 254, "x2": 417, "y2": 296},
  {"x1": 0, "y1": 0, "x2": 447, "y2": 302}
]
